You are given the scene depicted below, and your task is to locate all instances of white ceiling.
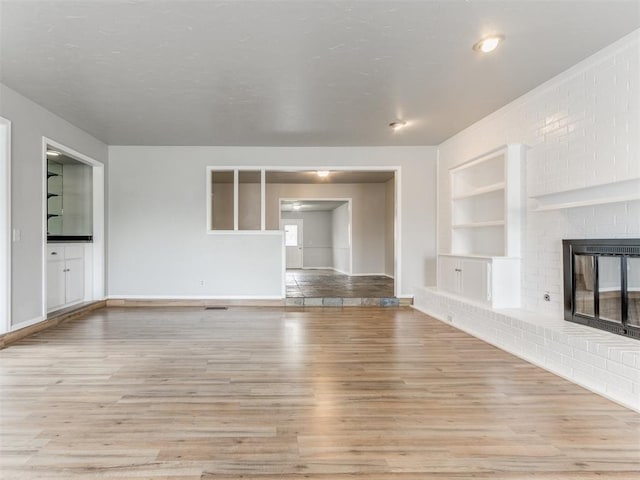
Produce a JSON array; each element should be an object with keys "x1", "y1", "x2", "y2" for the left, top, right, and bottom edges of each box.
[{"x1": 1, "y1": 1, "x2": 638, "y2": 146}]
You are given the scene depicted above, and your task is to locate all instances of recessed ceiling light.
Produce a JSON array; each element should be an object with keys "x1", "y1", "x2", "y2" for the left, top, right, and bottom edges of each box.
[
  {"x1": 389, "y1": 121, "x2": 407, "y2": 131},
  {"x1": 473, "y1": 35, "x2": 504, "y2": 53},
  {"x1": 47, "y1": 150, "x2": 60, "y2": 156},
  {"x1": 316, "y1": 170, "x2": 330, "y2": 178}
]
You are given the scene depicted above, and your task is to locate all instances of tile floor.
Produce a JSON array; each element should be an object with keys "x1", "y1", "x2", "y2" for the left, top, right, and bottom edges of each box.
[{"x1": 286, "y1": 269, "x2": 394, "y2": 298}]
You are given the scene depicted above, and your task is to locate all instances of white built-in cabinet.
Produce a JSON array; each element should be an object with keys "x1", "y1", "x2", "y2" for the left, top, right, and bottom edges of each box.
[
  {"x1": 438, "y1": 144, "x2": 524, "y2": 308},
  {"x1": 47, "y1": 244, "x2": 85, "y2": 312}
]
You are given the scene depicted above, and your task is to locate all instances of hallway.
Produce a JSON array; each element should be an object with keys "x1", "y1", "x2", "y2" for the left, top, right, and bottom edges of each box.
[{"x1": 285, "y1": 269, "x2": 394, "y2": 298}]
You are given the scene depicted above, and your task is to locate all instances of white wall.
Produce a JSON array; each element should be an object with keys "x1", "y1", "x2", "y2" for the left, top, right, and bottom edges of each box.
[
  {"x1": 332, "y1": 202, "x2": 351, "y2": 274},
  {"x1": 0, "y1": 84, "x2": 107, "y2": 327},
  {"x1": 282, "y1": 210, "x2": 333, "y2": 268},
  {"x1": 267, "y1": 183, "x2": 386, "y2": 274},
  {"x1": 437, "y1": 30, "x2": 640, "y2": 316},
  {"x1": 108, "y1": 146, "x2": 437, "y2": 298}
]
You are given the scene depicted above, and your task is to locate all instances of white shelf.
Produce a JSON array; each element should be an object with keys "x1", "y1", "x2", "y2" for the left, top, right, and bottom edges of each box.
[
  {"x1": 452, "y1": 182, "x2": 505, "y2": 200},
  {"x1": 530, "y1": 178, "x2": 640, "y2": 211},
  {"x1": 452, "y1": 220, "x2": 505, "y2": 229}
]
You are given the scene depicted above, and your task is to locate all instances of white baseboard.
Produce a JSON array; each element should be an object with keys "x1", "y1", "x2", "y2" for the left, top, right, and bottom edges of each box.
[{"x1": 108, "y1": 294, "x2": 285, "y2": 300}]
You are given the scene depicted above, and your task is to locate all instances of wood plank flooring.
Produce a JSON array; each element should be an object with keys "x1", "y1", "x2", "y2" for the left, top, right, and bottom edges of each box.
[{"x1": 0, "y1": 306, "x2": 639, "y2": 479}]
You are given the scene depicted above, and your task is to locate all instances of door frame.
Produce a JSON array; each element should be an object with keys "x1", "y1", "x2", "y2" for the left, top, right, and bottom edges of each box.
[
  {"x1": 0, "y1": 117, "x2": 11, "y2": 334},
  {"x1": 41, "y1": 138, "x2": 105, "y2": 318},
  {"x1": 278, "y1": 197, "x2": 353, "y2": 275}
]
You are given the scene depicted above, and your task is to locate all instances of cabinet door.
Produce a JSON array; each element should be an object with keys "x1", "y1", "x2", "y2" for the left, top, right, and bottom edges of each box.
[
  {"x1": 460, "y1": 258, "x2": 490, "y2": 303},
  {"x1": 438, "y1": 257, "x2": 460, "y2": 294},
  {"x1": 47, "y1": 259, "x2": 66, "y2": 311},
  {"x1": 65, "y1": 258, "x2": 85, "y2": 304}
]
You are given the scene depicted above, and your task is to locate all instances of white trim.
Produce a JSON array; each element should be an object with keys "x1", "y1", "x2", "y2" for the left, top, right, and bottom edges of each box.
[
  {"x1": 9, "y1": 315, "x2": 45, "y2": 332},
  {"x1": 109, "y1": 295, "x2": 285, "y2": 300},
  {"x1": 395, "y1": 167, "x2": 402, "y2": 297},
  {"x1": 0, "y1": 117, "x2": 11, "y2": 334},
  {"x1": 260, "y1": 169, "x2": 266, "y2": 230},
  {"x1": 281, "y1": 237, "x2": 286, "y2": 297},
  {"x1": 233, "y1": 169, "x2": 239, "y2": 230},
  {"x1": 42, "y1": 138, "x2": 105, "y2": 317},
  {"x1": 435, "y1": 147, "x2": 440, "y2": 290},
  {"x1": 206, "y1": 230, "x2": 283, "y2": 236}
]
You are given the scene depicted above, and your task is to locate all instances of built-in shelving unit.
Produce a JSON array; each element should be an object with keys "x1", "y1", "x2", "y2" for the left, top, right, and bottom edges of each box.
[
  {"x1": 438, "y1": 144, "x2": 525, "y2": 308},
  {"x1": 47, "y1": 161, "x2": 63, "y2": 235}
]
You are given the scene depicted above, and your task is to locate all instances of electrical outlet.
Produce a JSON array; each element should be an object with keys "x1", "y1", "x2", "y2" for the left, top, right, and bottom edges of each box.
[
  {"x1": 447, "y1": 314, "x2": 453, "y2": 322},
  {"x1": 199, "y1": 280, "x2": 205, "y2": 287},
  {"x1": 544, "y1": 292, "x2": 551, "y2": 302}
]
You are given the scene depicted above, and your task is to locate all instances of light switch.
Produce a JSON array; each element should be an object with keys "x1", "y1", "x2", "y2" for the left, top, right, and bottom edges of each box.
[{"x1": 12, "y1": 228, "x2": 20, "y2": 242}]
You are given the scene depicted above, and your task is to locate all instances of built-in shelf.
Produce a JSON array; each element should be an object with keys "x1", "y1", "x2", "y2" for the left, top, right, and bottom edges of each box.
[
  {"x1": 530, "y1": 178, "x2": 640, "y2": 211},
  {"x1": 452, "y1": 220, "x2": 505, "y2": 229},
  {"x1": 451, "y1": 182, "x2": 505, "y2": 200},
  {"x1": 440, "y1": 144, "x2": 525, "y2": 308}
]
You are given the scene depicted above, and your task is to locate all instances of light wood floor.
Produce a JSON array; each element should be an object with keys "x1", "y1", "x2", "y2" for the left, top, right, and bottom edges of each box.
[{"x1": 1, "y1": 307, "x2": 639, "y2": 480}]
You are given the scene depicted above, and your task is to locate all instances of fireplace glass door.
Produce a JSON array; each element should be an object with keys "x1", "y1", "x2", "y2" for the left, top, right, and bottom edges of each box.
[
  {"x1": 574, "y1": 254, "x2": 595, "y2": 318},
  {"x1": 628, "y1": 256, "x2": 639, "y2": 328},
  {"x1": 598, "y1": 255, "x2": 622, "y2": 324},
  {"x1": 564, "y1": 239, "x2": 640, "y2": 339}
]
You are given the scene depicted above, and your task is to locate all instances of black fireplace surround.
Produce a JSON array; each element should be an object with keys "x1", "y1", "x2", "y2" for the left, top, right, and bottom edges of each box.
[{"x1": 563, "y1": 239, "x2": 640, "y2": 339}]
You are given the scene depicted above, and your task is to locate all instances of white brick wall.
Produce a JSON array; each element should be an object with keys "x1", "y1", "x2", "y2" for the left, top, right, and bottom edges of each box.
[
  {"x1": 414, "y1": 287, "x2": 640, "y2": 412},
  {"x1": 429, "y1": 30, "x2": 640, "y2": 410}
]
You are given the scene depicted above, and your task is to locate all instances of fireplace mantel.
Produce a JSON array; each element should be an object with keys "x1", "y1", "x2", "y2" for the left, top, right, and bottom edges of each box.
[{"x1": 530, "y1": 178, "x2": 640, "y2": 211}]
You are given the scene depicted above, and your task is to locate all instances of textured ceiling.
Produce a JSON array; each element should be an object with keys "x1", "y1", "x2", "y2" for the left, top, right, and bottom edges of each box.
[{"x1": 1, "y1": 0, "x2": 639, "y2": 146}]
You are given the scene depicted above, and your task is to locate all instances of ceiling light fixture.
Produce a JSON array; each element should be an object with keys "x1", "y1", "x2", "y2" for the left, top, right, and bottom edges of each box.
[
  {"x1": 46, "y1": 150, "x2": 60, "y2": 156},
  {"x1": 472, "y1": 35, "x2": 504, "y2": 53},
  {"x1": 293, "y1": 204, "x2": 301, "y2": 210},
  {"x1": 389, "y1": 121, "x2": 407, "y2": 131},
  {"x1": 316, "y1": 170, "x2": 330, "y2": 178}
]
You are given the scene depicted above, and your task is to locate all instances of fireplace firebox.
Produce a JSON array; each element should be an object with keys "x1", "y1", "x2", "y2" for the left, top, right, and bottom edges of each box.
[{"x1": 563, "y1": 239, "x2": 639, "y2": 339}]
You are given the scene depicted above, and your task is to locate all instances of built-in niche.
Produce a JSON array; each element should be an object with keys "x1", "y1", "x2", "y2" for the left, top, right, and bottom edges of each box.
[{"x1": 46, "y1": 148, "x2": 93, "y2": 240}]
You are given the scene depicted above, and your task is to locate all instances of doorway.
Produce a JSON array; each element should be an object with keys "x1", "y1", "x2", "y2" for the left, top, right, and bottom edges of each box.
[{"x1": 278, "y1": 197, "x2": 392, "y2": 299}]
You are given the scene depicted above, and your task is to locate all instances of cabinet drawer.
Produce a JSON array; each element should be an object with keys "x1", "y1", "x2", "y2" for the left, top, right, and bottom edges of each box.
[{"x1": 47, "y1": 245, "x2": 64, "y2": 259}]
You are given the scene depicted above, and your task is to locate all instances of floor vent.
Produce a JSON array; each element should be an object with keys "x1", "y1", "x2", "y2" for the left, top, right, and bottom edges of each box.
[{"x1": 205, "y1": 306, "x2": 228, "y2": 310}]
